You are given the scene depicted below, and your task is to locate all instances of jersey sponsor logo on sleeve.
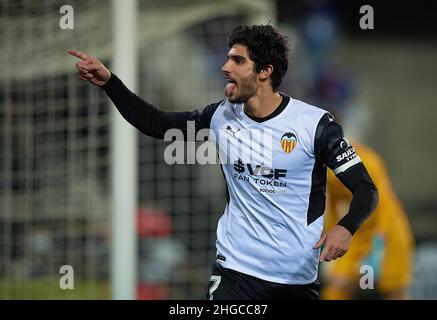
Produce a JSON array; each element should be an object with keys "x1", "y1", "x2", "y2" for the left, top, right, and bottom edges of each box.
[
  {"x1": 333, "y1": 144, "x2": 362, "y2": 174},
  {"x1": 280, "y1": 131, "x2": 298, "y2": 154},
  {"x1": 336, "y1": 146, "x2": 357, "y2": 162}
]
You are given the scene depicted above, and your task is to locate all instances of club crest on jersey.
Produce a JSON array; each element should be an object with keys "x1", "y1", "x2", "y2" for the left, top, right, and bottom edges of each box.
[{"x1": 280, "y1": 132, "x2": 297, "y2": 154}]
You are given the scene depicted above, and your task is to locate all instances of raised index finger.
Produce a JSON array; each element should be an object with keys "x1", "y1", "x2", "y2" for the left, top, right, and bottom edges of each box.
[{"x1": 68, "y1": 50, "x2": 88, "y2": 61}]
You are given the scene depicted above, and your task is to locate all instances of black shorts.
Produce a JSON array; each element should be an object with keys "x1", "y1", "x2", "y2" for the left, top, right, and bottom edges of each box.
[{"x1": 205, "y1": 261, "x2": 320, "y2": 300}]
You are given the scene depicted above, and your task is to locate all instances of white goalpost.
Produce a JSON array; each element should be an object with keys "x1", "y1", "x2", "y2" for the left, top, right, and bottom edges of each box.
[{"x1": 111, "y1": 0, "x2": 138, "y2": 300}]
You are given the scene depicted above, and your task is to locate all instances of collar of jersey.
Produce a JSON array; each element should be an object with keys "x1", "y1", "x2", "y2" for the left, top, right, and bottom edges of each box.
[{"x1": 242, "y1": 93, "x2": 291, "y2": 124}]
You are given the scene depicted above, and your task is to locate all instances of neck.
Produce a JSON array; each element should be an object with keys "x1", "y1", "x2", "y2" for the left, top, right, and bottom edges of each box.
[{"x1": 244, "y1": 87, "x2": 283, "y2": 119}]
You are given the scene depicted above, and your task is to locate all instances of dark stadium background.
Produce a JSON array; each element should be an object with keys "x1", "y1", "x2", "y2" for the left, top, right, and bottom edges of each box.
[{"x1": 0, "y1": 0, "x2": 436, "y2": 299}]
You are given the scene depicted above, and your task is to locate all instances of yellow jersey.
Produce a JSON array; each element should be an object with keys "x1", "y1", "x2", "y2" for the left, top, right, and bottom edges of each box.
[{"x1": 324, "y1": 143, "x2": 414, "y2": 292}]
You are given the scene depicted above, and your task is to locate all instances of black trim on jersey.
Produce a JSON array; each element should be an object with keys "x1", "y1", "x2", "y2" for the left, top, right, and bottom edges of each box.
[
  {"x1": 102, "y1": 73, "x2": 221, "y2": 140},
  {"x1": 308, "y1": 113, "x2": 379, "y2": 235},
  {"x1": 244, "y1": 93, "x2": 290, "y2": 123},
  {"x1": 219, "y1": 163, "x2": 230, "y2": 205},
  {"x1": 306, "y1": 158, "x2": 327, "y2": 226},
  {"x1": 307, "y1": 114, "x2": 330, "y2": 226}
]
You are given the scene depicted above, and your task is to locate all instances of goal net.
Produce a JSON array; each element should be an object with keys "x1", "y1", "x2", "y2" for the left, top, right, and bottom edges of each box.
[{"x1": 0, "y1": 0, "x2": 274, "y2": 299}]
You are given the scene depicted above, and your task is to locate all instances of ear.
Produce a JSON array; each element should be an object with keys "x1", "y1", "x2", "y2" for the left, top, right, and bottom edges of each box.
[{"x1": 259, "y1": 64, "x2": 274, "y2": 81}]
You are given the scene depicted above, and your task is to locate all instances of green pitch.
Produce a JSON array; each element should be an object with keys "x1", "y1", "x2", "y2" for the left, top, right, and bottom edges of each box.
[{"x1": 0, "y1": 278, "x2": 109, "y2": 300}]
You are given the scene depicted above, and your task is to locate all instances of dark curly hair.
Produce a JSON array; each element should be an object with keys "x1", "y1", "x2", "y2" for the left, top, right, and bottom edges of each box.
[{"x1": 227, "y1": 24, "x2": 289, "y2": 91}]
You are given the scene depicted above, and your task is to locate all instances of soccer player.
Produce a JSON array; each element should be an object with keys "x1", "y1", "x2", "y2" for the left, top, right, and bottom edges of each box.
[
  {"x1": 69, "y1": 24, "x2": 378, "y2": 300},
  {"x1": 322, "y1": 142, "x2": 414, "y2": 300}
]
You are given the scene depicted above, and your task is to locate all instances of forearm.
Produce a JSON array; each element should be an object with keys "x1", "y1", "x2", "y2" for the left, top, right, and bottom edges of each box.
[
  {"x1": 102, "y1": 73, "x2": 168, "y2": 139},
  {"x1": 336, "y1": 163, "x2": 379, "y2": 235}
]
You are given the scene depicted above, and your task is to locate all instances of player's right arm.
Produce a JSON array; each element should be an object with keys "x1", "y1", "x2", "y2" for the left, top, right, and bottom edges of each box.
[{"x1": 68, "y1": 50, "x2": 220, "y2": 139}]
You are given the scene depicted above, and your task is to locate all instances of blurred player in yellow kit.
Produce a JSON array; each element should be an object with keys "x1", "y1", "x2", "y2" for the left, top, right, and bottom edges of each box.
[{"x1": 321, "y1": 142, "x2": 415, "y2": 299}]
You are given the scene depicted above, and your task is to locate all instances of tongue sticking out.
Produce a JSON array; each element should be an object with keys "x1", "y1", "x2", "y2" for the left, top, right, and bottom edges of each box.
[{"x1": 225, "y1": 82, "x2": 236, "y2": 97}]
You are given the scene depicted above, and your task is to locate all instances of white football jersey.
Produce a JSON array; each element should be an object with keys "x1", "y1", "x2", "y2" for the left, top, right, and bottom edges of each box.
[{"x1": 205, "y1": 96, "x2": 360, "y2": 284}]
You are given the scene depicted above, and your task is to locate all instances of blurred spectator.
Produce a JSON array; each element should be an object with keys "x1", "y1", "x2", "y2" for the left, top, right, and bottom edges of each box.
[
  {"x1": 313, "y1": 61, "x2": 354, "y2": 111},
  {"x1": 321, "y1": 142, "x2": 415, "y2": 300},
  {"x1": 136, "y1": 204, "x2": 186, "y2": 300},
  {"x1": 295, "y1": 6, "x2": 417, "y2": 297},
  {"x1": 315, "y1": 53, "x2": 415, "y2": 300}
]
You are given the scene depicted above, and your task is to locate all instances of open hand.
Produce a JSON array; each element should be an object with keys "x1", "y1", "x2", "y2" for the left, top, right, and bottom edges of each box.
[{"x1": 313, "y1": 225, "x2": 352, "y2": 262}]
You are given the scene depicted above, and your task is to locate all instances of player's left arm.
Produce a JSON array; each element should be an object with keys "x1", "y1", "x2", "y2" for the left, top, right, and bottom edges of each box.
[{"x1": 313, "y1": 113, "x2": 379, "y2": 261}]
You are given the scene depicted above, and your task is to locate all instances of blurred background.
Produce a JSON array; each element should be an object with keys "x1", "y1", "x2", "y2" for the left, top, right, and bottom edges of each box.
[{"x1": 0, "y1": 0, "x2": 436, "y2": 299}]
